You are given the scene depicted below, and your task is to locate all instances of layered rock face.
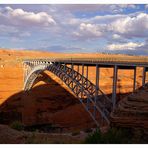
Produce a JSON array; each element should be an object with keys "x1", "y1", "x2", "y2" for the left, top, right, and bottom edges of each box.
[{"x1": 110, "y1": 85, "x2": 148, "y2": 130}]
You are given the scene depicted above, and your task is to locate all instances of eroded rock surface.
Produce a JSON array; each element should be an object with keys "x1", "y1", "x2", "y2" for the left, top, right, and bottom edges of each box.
[{"x1": 111, "y1": 85, "x2": 148, "y2": 130}]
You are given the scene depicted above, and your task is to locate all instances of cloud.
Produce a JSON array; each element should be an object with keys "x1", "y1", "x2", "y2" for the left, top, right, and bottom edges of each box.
[
  {"x1": 91, "y1": 14, "x2": 127, "y2": 24},
  {"x1": 0, "y1": 4, "x2": 147, "y2": 55},
  {"x1": 0, "y1": 24, "x2": 31, "y2": 38},
  {"x1": 145, "y1": 4, "x2": 148, "y2": 9},
  {"x1": 73, "y1": 23, "x2": 104, "y2": 39},
  {"x1": 0, "y1": 24, "x2": 19, "y2": 34},
  {"x1": 118, "y1": 4, "x2": 137, "y2": 9},
  {"x1": 67, "y1": 12, "x2": 148, "y2": 41},
  {"x1": 11, "y1": 37, "x2": 23, "y2": 43},
  {"x1": 109, "y1": 13, "x2": 148, "y2": 38},
  {"x1": 54, "y1": 4, "x2": 138, "y2": 14},
  {"x1": 107, "y1": 42, "x2": 145, "y2": 50},
  {"x1": 38, "y1": 45, "x2": 89, "y2": 53},
  {"x1": 0, "y1": 6, "x2": 56, "y2": 27},
  {"x1": 112, "y1": 34, "x2": 122, "y2": 40},
  {"x1": 19, "y1": 32, "x2": 31, "y2": 37},
  {"x1": 104, "y1": 40, "x2": 148, "y2": 55},
  {"x1": 0, "y1": 6, "x2": 57, "y2": 44}
]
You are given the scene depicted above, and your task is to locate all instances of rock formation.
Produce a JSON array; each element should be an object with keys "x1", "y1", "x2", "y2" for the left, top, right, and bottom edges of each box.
[{"x1": 110, "y1": 84, "x2": 148, "y2": 131}]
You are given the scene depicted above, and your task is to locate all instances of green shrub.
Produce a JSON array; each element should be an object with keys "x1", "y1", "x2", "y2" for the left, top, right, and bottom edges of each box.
[
  {"x1": 102, "y1": 128, "x2": 130, "y2": 144},
  {"x1": 10, "y1": 121, "x2": 24, "y2": 131},
  {"x1": 84, "y1": 127, "x2": 131, "y2": 144}
]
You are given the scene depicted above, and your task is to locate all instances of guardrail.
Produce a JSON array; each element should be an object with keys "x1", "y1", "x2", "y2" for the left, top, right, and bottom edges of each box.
[
  {"x1": 23, "y1": 57, "x2": 148, "y2": 67},
  {"x1": 23, "y1": 57, "x2": 148, "y2": 62}
]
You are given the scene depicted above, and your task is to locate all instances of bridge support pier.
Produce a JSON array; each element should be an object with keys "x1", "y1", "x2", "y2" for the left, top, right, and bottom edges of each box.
[
  {"x1": 86, "y1": 65, "x2": 89, "y2": 88},
  {"x1": 77, "y1": 65, "x2": 79, "y2": 73},
  {"x1": 86, "y1": 66, "x2": 88, "y2": 79},
  {"x1": 94, "y1": 64, "x2": 99, "y2": 118},
  {"x1": 81, "y1": 64, "x2": 84, "y2": 99},
  {"x1": 71, "y1": 63, "x2": 74, "y2": 88},
  {"x1": 112, "y1": 65, "x2": 118, "y2": 109},
  {"x1": 142, "y1": 67, "x2": 146, "y2": 87},
  {"x1": 71, "y1": 63, "x2": 74, "y2": 69},
  {"x1": 86, "y1": 65, "x2": 89, "y2": 110},
  {"x1": 95, "y1": 64, "x2": 100, "y2": 95},
  {"x1": 64, "y1": 63, "x2": 66, "y2": 71}
]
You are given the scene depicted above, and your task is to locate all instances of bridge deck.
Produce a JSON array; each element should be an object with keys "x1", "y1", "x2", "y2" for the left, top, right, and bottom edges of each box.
[{"x1": 23, "y1": 58, "x2": 148, "y2": 67}]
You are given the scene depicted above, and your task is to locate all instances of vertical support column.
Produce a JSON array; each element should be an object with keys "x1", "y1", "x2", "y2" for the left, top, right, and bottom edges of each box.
[
  {"x1": 77, "y1": 65, "x2": 80, "y2": 81},
  {"x1": 71, "y1": 63, "x2": 74, "y2": 88},
  {"x1": 75, "y1": 65, "x2": 79, "y2": 96},
  {"x1": 66, "y1": 64, "x2": 70, "y2": 85},
  {"x1": 95, "y1": 64, "x2": 99, "y2": 96},
  {"x1": 64, "y1": 63, "x2": 66, "y2": 71},
  {"x1": 133, "y1": 67, "x2": 136, "y2": 92},
  {"x1": 63, "y1": 63, "x2": 66, "y2": 82},
  {"x1": 77, "y1": 65, "x2": 79, "y2": 73},
  {"x1": 86, "y1": 65, "x2": 89, "y2": 88},
  {"x1": 81, "y1": 64, "x2": 84, "y2": 99},
  {"x1": 86, "y1": 65, "x2": 89, "y2": 110},
  {"x1": 112, "y1": 65, "x2": 118, "y2": 109},
  {"x1": 82, "y1": 64, "x2": 84, "y2": 80},
  {"x1": 71, "y1": 63, "x2": 74, "y2": 76},
  {"x1": 86, "y1": 66, "x2": 88, "y2": 79},
  {"x1": 71, "y1": 63, "x2": 73, "y2": 69},
  {"x1": 94, "y1": 64, "x2": 99, "y2": 118},
  {"x1": 142, "y1": 67, "x2": 146, "y2": 87}
]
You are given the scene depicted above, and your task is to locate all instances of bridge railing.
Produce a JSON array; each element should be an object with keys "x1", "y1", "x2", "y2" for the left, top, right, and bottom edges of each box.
[{"x1": 23, "y1": 57, "x2": 148, "y2": 66}]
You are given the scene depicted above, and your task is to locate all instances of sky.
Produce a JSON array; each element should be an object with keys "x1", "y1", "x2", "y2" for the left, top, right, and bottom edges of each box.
[{"x1": 0, "y1": 4, "x2": 148, "y2": 55}]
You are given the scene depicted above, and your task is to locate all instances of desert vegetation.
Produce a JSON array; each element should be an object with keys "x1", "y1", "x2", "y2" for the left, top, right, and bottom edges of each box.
[{"x1": 84, "y1": 127, "x2": 147, "y2": 144}]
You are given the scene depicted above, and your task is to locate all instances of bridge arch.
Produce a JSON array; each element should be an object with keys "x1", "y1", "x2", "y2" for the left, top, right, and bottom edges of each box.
[
  {"x1": 24, "y1": 64, "x2": 50, "y2": 91},
  {"x1": 24, "y1": 62, "x2": 112, "y2": 128}
]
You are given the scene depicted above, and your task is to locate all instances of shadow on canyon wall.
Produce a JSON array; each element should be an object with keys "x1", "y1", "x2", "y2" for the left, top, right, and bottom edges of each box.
[
  {"x1": 0, "y1": 72, "x2": 137, "y2": 130},
  {"x1": 0, "y1": 72, "x2": 81, "y2": 126}
]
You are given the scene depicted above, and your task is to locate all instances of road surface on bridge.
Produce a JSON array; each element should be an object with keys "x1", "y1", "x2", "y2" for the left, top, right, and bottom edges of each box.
[{"x1": 24, "y1": 57, "x2": 148, "y2": 67}]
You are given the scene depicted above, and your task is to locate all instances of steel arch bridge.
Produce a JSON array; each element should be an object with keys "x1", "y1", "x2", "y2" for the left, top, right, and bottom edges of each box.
[{"x1": 23, "y1": 58, "x2": 148, "y2": 129}]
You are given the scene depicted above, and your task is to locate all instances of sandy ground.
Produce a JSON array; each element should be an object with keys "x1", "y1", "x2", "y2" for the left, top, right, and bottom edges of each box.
[{"x1": 0, "y1": 49, "x2": 148, "y2": 131}]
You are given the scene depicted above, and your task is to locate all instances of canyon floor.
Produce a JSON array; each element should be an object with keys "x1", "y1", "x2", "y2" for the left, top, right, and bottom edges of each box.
[{"x1": 0, "y1": 49, "x2": 148, "y2": 143}]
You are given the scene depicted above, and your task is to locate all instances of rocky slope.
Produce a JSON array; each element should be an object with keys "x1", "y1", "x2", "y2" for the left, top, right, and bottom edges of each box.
[
  {"x1": 0, "y1": 124, "x2": 85, "y2": 144},
  {"x1": 110, "y1": 85, "x2": 148, "y2": 131}
]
